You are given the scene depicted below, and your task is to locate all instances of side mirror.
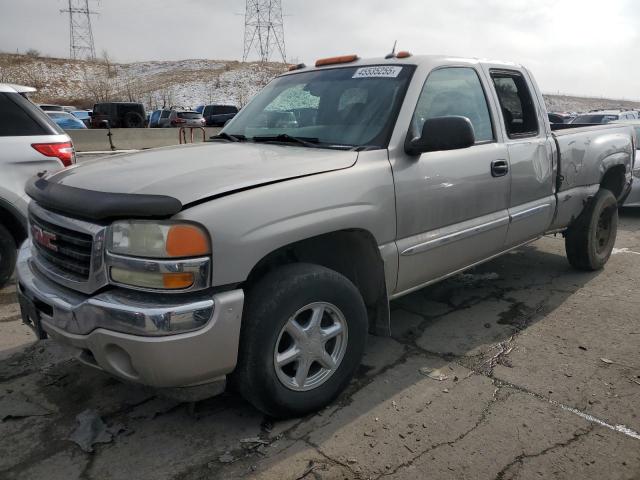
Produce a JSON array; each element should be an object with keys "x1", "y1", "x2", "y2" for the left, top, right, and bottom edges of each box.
[
  {"x1": 87, "y1": 111, "x2": 93, "y2": 117},
  {"x1": 405, "y1": 116, "x2": 475, "y2": 156}
]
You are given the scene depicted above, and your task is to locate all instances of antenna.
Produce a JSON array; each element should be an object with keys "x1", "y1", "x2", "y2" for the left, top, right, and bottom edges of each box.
[
  {"x1": 242, "y1": 0, "x2": 287, "y2": 63},
  {"x1": 385, "y1": 40, "x2": 398, "y2": 59},
  {"x1": 60, "y1": 0, "x2": 97, "y2": 60}
]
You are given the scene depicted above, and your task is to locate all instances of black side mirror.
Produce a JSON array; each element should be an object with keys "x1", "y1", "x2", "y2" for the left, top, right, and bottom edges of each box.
[
  {"x1": 87, "y1": 111, "x2": 93, "y2": 117},
  {"x1": 405, "y1": 116, "x2": 475, "y2": 156}
]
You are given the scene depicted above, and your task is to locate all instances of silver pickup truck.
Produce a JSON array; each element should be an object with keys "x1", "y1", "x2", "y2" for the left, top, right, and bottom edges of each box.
[{"x1": 16, "y1": 54, "x2": 635, "y2": 417}]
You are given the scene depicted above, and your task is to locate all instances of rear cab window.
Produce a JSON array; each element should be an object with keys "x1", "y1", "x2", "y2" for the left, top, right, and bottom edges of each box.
[
  {"x1": 490, "y1": 70, "x2": 539, "y2": 138},
  {"x1": 0, "y1": 93, "x2": 61, "y2": 136}
]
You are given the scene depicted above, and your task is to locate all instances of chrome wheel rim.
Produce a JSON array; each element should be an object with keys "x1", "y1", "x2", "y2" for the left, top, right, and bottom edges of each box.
[{"x1": 273, "y1": 302, "x2": 348, "y2": 392}]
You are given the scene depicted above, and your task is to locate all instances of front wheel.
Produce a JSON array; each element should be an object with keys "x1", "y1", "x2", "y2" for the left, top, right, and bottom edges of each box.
[
  {"x1": 233, "y1": 263, "x2": 368, "y2": 418},
  {"x1": 565, "y1": 189, "x2": 618, "y2": 270}
]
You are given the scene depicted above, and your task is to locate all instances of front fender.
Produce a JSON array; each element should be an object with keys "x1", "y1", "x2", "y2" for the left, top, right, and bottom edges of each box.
[{"x1": 176, "y1": 150, "x2": 396, "y2": 287}]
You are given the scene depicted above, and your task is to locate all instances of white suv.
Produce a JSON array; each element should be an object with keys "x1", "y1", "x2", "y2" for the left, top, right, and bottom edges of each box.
[{"x1": 0, "y1": 84, "x2": 75, "y2": 286}]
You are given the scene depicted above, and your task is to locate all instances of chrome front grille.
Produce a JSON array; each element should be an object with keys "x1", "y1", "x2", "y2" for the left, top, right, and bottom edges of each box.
[
  {"x1": 30, "y1": 213, "x2": 93, "y2": 280},
  {"x1": 28, "y1": 202, "x2": 108, "y2": 294}
]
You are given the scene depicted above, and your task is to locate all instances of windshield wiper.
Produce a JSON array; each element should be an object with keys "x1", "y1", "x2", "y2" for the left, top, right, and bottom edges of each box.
[
  {"x1": 209, "y1": 132, "x2": 246, "y2": 142},
  {"x1": 252, "y1": 134, "x2": 320, "y2": 148}
]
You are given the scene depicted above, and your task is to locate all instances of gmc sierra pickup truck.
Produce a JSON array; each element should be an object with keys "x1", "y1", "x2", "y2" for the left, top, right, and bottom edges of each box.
[{"x1": 17, "y1": 54, "x2": 635, "y2": 417}]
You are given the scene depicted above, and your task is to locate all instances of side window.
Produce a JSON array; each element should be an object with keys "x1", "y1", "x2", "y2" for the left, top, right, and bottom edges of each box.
[
  {"x1": 161, "y1": 110, "x2": 170, "y2": 118},
  {"x1": 411, "y1": 67, "x2": 494, "y2": 143},
  {"x1": 0, "y1": 93, "x2": 48, "y2": 136},
  {"x1": 490, "y1": 71, "x2": 539, "y2": 138}
]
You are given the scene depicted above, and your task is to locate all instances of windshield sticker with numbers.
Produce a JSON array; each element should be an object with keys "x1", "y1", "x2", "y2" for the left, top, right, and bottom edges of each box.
[{"x1": 352, "y1": 66, "x2": 403, "y2": 79}]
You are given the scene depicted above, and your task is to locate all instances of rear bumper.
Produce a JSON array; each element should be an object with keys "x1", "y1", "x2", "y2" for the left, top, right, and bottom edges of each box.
[{"x1": 16, "y1": 242, "x2": 244, "y2": 389}]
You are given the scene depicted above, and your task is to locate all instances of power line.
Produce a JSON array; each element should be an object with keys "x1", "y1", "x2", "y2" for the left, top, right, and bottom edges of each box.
[
  {"x1": 242, "y1": 0, "x2": 286, "y2": 63},
  {"x1": 60, "y1": 0, "x2": 97, "y2": 60}
]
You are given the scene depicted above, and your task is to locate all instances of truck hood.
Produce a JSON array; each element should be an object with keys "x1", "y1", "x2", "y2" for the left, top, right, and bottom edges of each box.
[{"x1": 48, "y1": 142, "x2": 358, "y2": 206}]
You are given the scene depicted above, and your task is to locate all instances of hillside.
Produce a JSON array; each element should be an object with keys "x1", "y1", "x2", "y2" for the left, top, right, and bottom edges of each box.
[
  {"x1": 1, "y1": 53, "x2": 639, "y2": 113},
  {"x1": 0, "y1": 53, "x2": 287, "y2": 109}
]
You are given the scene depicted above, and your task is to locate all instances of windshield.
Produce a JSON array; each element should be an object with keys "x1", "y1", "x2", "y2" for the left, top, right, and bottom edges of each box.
[
  {"x1": 222, "y1": 64, "x2": 416, "y2": 148},
  {"x1": 177, "y1": 112, "x2": 202, "y2": 119}
]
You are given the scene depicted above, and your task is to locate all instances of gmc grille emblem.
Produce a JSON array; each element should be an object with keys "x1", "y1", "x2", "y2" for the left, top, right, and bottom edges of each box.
[{"x1": 31, "y1": 225, "x2": 58, "y2": 252}]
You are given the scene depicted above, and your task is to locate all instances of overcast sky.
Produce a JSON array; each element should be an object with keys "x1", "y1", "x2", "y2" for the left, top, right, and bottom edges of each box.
[{"x1": 1, "y1": 0, "x2": 638, "y2": 99}]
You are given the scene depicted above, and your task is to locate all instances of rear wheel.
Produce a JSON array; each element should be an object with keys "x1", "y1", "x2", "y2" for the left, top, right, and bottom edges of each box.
[
  {"x1": 0, "y1": 223, "x2": 17, "y2": 288},
  {"x1": 565, "y1": 189, "x2": 618, "y2": 270},
  {"x1": 233, "y1": 263, "x2": 368, "y2": 418}
]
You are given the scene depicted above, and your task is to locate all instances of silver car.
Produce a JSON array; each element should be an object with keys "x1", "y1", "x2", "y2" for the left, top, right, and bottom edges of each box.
[
  {"x1": 165, "y1": 110, "x2": 205, "y2": 128},
  {"x1": 613, "y1": 120, "x2": 640, "y2": 206},
  {"x1": 0, "y1": 84, "x2": 74, "y2": 286}
]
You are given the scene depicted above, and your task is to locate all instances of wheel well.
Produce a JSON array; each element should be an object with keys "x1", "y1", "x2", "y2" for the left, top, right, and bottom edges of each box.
[
  {"x1": 600, "y1": 165, "x2": 626, "y2": 200},
  {"x1": 0, "y1": 203, "x2": 27, "y2": 247},
  {"x1": 244, "y1": 229, "x2": 391, "y2": 336}
]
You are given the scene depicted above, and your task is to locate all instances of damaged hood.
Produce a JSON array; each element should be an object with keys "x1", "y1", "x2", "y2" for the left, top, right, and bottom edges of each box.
[{"x1": 48, "y1": 142, "x2": 358, "y2": 206}]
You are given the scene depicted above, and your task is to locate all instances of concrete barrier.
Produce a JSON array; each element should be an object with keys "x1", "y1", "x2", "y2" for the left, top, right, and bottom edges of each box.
[{"x1": 68, "y1": 127, "x2": 222, "y2": 152}]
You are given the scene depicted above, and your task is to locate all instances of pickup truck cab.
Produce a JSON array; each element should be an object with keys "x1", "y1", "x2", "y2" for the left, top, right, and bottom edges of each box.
[{"x1": 17, "y1": 54, "x2": 635, "y2": 417}]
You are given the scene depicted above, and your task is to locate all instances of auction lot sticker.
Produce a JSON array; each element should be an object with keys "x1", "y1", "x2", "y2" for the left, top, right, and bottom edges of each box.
[{"x1": 353, "y1": 66, "x2": 403, "y2": 78}]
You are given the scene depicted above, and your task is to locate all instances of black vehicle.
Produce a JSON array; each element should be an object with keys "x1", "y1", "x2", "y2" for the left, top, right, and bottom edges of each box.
[
  {"x1": 90, "y1": 102, "x2": 147, "y2": 128},
  {"x1": 201, "y1": 104, "x2": 239, "y2": 126}
]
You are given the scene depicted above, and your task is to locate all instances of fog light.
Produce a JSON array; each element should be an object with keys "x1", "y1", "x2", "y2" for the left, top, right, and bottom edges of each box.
[{"x1": 111, "y1": 267, "x2": 194, "y2": 290}]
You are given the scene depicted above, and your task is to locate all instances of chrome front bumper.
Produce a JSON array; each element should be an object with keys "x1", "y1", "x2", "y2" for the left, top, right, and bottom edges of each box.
[{"x1": 16, "y1": 242, "x2": 244, "y2": 389}]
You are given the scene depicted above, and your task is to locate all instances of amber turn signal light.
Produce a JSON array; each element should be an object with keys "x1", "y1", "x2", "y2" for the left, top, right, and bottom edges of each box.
[
  {"x1": 166, "y1": 225, "x2": 210, "y2": 257},
  {"x1": 315, "y1": 54, "x2": 359, "y2": 67}
]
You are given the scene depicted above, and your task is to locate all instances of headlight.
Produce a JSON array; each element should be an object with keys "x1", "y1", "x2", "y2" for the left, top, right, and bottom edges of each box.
[
  {"x1": 106, "y1": 221, "x2": 211, "y2": 291},
  {"x1": 108, "y1": 221, "x2": 210, "y2": 258}
]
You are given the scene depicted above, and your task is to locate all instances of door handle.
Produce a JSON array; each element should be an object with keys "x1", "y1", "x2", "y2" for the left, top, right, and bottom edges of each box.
[{"x1": 491, "y1": 160, "x2": 509, "y2": 177}]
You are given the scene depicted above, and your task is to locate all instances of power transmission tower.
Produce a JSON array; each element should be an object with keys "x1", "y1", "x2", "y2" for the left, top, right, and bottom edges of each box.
[
  {"x1": 242, "y1": 0, "x2": 286, "y2": 63},
  {"x1": 61, "y1": 0, "x2": 97, "y2": 60}
]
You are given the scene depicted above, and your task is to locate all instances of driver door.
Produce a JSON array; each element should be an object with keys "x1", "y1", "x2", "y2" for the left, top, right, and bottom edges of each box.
[{"x1": 392, "y1": 67, "x2": 511, "y2": 294}]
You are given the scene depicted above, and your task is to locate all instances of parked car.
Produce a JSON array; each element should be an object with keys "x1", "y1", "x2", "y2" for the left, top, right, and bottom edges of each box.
[
  {"x1": 0, "y1": 84, "x2": 74, "y2": 287},
  {"x1": 71, "y1": 110, "x2": 92, "y2": 127},
  {"x1": 165, "y1": 110, "x2": 205, "y2": 128},
  {"x1": 201, "y1": 104, "x2": 239, "y2": 126},
  {"x1": 16, "y1": 54, "x2": 635, "y2": 417},
  {"x1": 90, "y1": 102, "x2": 146, "y2": 128},
  {"x1": 571, "y1": 110, "x2": 638, "y2": 124},
  {"x1": 548, "y1": 112, "x2": 570, "y2": 124},
  {"x1": 46, "y1": 111, "x2": 87, "y2": 130},
  {"x1": 612, "y1": 120, "x2": 640, "y2": 207},
  {"x1": 38, "y1": 104, "x2": 65, "y2": 112},
  {"x1": 148, "y1": 109, "x2": 171, "y2": 128}
]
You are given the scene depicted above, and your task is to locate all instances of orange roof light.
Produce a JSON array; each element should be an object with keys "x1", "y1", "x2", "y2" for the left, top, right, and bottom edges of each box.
[
  {"x1": 395, "y1": 51, "x2": 412, "y2": 59},
  {"x1": 315, "y1": 54, "x2": 359, "y2": 67}
]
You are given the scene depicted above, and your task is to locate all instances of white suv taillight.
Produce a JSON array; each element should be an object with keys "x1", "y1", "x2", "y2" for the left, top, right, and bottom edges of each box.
[{"x1": 31, "y1": 142, "x2": 75, "y2": 167}]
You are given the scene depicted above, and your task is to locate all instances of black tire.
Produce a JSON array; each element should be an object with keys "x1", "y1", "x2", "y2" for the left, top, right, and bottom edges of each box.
[
  {"x1": 0, "y1": 223, "x2": 17, "y2": 288},
  {"x1": 123, "y1": 112, "x2": 144, "y2": 128},
  {"x1": 565, "y1": 189, "x2": 618, "y2": 271},
  {"x1": 233, "y1": 263, "x2": 368, "y2": 418}
]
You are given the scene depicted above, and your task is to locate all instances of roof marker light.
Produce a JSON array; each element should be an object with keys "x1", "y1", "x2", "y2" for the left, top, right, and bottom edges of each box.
[
  {"x1": 288, "y1": 63, "x2": 306, "y2": 71},
  {"x1": 395, "y1": 51, "x2": 412, "y2": 58},
  {"x1": 315, "y1": 54, "x2": 359, "y2": 67}
]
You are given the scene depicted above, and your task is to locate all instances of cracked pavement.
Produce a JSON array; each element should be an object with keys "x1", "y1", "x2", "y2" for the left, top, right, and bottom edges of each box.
[{"x1": 1, "y1": 210, "x2": 639, "y2": 479}]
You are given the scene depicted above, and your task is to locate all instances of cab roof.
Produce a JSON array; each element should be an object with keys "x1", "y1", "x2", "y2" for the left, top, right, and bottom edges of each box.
[{"x1": 282, "y1": 54, "x2": 523, "y2": 75}]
